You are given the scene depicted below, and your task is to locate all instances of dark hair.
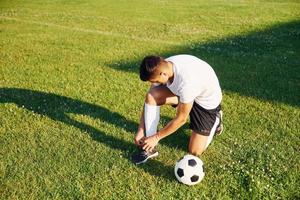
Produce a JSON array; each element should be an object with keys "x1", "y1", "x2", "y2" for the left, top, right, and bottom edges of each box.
[{"x1": 139, "y1": 55, "x2": 165, "y2": 81}]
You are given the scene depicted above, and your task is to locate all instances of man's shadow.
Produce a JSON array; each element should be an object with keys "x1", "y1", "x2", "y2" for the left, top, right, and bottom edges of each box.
[{"x1": 0, "y1": 87, "x2": 179, "y2": 181}]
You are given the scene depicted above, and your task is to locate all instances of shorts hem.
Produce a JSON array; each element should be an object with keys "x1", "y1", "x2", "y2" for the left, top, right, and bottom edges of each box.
[{"x1": 190, "y1": 129, "x2": 211, "y2": 136}]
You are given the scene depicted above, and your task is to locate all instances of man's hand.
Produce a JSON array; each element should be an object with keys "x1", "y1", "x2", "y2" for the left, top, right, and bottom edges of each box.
[
  {"x1": 134, "y1": 130, "x2": 144, "y2": 147},
  {"x1": 142, "y1": 134, "x2": 160, "y2": 152}
]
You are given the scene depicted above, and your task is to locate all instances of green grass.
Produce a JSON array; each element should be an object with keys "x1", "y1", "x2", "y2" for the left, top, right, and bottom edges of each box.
[{"x1": 0, "y1": 0, "x2": 299, "y2": 199}]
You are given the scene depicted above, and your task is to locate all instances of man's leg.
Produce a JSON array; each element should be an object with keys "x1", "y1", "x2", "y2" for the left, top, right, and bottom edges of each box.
[
  {"x1": 135, "y1": 85, "x2": 178, "y2": 141},
  {"x1": 145, "y1": 84, "x2": 178, "y2": 106},
  {"x1": 188, "y1": 103, "x2": 221, "y2": 156},
  {"x1": 132, "y1": 85, "x2": 178, "y2": 164},
  {"x1": 188, "y1": 132, "x2": 208, "y2": 156},
  {"x1": 189, "y1": 117, "x2": 221, "y2": 156},
  {"x1": 144, "y1": 85, "x2": 178, "y2": 136}
]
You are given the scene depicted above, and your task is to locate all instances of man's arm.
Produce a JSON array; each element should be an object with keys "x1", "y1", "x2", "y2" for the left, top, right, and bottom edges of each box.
[{"x1": 142, "y1": 102, "x2": 193, "y2": 151}]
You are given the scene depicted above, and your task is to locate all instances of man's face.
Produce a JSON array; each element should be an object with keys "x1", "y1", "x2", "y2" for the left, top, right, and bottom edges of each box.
[{"x1": 149, "y1": 72, "x2": 169, "y2": 84}]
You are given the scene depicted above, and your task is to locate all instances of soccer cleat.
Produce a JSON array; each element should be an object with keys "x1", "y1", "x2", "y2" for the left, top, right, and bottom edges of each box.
[
  {"x1": 215, "y1": 110, "x2": 223, "y2": 136},
  {"x1": 131, "y1": 149, "x2": 159, "y2": 165}
]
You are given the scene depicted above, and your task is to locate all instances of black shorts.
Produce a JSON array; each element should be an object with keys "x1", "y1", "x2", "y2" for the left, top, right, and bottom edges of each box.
[
  {"x1": 189, "y1": 103, "x2": 221, "y2": 136},
  {"x1": 171, "y1": 102, "x2": 221, "y2": 136}
]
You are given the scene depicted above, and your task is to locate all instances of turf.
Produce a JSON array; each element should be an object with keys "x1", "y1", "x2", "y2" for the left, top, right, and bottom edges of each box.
[{"x1": 0, "y1": 0, "x2": 299, "y2": 199}]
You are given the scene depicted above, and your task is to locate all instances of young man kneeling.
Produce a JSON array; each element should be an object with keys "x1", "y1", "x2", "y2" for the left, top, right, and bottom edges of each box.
[{"x1": 132, "y1": 54, "x2": 223, "y2": 164}]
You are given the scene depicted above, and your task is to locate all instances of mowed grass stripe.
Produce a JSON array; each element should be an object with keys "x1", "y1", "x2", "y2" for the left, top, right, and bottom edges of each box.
[{"x1": 0, "y1": 16, "x2": 180, "y2": 46}]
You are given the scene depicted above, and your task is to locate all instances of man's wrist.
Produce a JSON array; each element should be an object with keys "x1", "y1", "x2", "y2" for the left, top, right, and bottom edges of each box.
[{"x1": 155, "y1": 133, "x2": 161, "y2": 141}]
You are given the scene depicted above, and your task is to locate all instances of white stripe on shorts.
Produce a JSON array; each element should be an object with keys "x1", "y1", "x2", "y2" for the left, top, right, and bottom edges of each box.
[{"x1": 205, "y1": 116, "x2": 220, "y2": 149}]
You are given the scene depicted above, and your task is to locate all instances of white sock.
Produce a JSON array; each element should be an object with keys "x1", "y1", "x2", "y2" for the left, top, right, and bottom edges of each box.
[{"x1": 144, "y1": 103, "x2": 160, "y2": 137}]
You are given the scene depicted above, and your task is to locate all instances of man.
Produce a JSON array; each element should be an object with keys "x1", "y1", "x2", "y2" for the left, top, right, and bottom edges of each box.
[{"x1": 132, "y1": 54, "x2": 223, "y2": 165}]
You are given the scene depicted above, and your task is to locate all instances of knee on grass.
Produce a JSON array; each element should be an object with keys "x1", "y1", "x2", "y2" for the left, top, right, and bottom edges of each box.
[{"x1": 188, "y1": 146, "x2": 206, "y2": 156}]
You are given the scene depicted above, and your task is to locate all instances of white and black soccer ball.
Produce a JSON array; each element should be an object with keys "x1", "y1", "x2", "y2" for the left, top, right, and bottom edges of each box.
[{"x1": 174, "y1": 154, "x2": 205, "y2": 185}]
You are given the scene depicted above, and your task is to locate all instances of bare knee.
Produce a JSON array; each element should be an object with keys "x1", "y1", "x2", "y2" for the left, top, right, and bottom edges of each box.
[
  {"x1": 188, "y1": 146, "x2": 205, "y2": 156},
  {"x1": 145, "y1": 90, "x2": 164, "y2": 105},
  {"x1": 188, "y1": 132, "x2": 208, "y2": 156},
  {"x1": 145, "y1": 92, "x2": 157, "y2": 105}
]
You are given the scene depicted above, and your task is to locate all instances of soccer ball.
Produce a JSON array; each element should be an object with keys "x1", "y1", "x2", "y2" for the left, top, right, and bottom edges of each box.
[{"x1": 174, "y1": 154, "x2": 205, "y2": 185}]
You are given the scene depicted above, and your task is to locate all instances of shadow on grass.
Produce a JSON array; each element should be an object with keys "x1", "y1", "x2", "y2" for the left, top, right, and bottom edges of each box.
[
  {"x1": 108, "y1": 20, "x2": 300, "y2": 107},
  {"x1": 0, "y1": 87, "x2": 177, "y2": 181}
]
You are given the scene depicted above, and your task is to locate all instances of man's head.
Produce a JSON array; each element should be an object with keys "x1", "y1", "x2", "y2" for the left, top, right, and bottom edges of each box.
[{"x1": 139, "y1": 55, "x2": 170, "y2": 84}]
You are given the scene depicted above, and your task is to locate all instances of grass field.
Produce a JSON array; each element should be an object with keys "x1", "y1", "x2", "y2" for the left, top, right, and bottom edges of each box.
[{"x1": 1, "y1": 0, "x2": 300, "y2": 199}]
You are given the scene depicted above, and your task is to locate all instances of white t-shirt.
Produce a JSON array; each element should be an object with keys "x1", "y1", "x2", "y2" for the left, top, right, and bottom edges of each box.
[{"x1": 166, "y1": 55, "x2": 222, "y2": 109}]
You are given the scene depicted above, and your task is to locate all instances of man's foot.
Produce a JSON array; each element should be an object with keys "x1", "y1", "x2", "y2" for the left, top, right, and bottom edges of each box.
[
  {"x1": 131, "y1": 149, "x2": 159, "y2": 165},
  {"x1": 215, "y1": 110, "x2": 223, "y2": 136}
]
